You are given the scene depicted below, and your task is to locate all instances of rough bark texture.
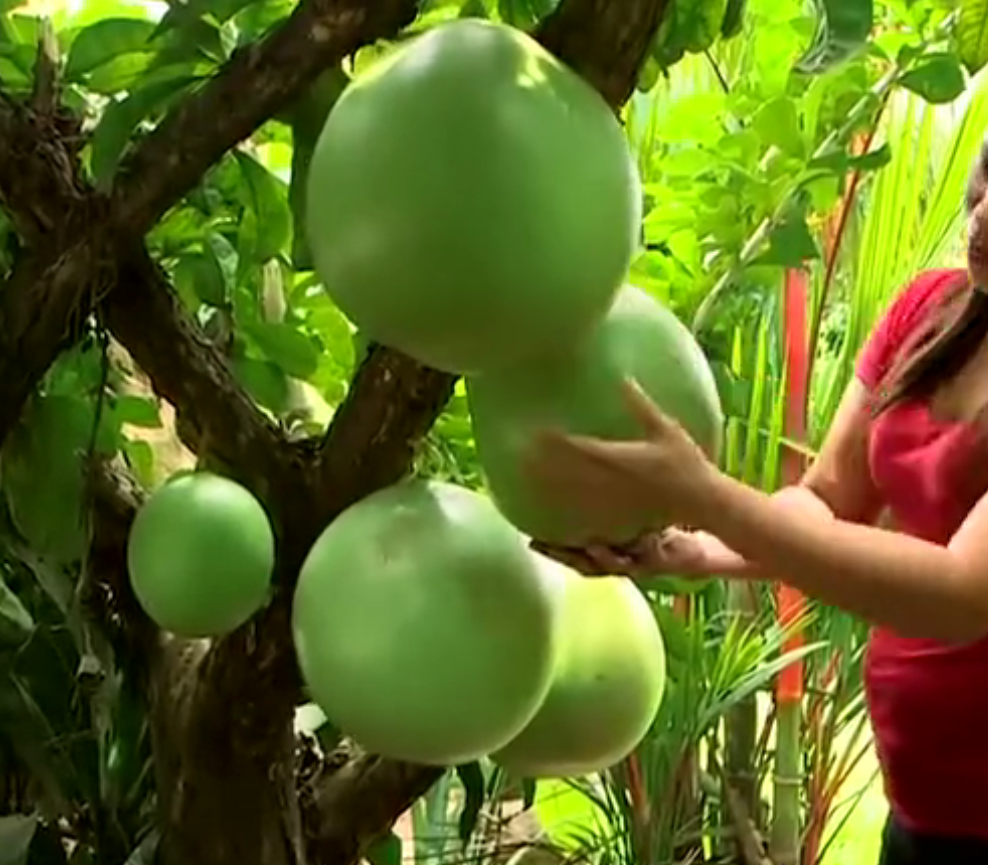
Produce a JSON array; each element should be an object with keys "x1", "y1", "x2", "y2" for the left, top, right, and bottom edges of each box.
[{"x1": 0, "y1": 0, "x2": 673, "y2": 863}]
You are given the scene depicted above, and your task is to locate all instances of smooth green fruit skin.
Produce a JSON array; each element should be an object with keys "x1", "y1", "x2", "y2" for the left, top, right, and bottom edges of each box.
[
  {"x1": 306, "y1": 19, "x2": 641, "y2": 375},
  {"x1": 467, "y1": 284, "x2": 725, "y2": 545},
  {"x1": 291, "y1": 479, "x2": 561, "y2": 766},
  {"x1": 493, "y1": 556, "x2": 666, "y2": 778},
  {"x1": 127, "y1": 472, "x2": 275, "y2": 638}
]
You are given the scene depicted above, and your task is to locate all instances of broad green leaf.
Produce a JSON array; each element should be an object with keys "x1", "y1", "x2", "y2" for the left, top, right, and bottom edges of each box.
[
  {"x1": 64, "y1": 18, "x2": 156, "y2": 79},
  {"x1": 1, "y1": 395, "x2": 94, "y2": 563},
  {"x1": 751, "y1": 97, "x2": 803, "y2": 158},
  {"x1": 720, "y1": 0, "x2": 746, "y2": 39},
  {"x1": 754, "y1": 209, "x2": 820, "y2": 268},
  {"x1": 109, "y1": 395, "x2": 161, "y2": 429},
  {"x1": 245, "y1": 322, "x2": 320, "y2": 380},
  {"x1": 232, "y1": 355, "x2": 291, "y2": 412},
  {"x1": 0, "y1": 814, "x2": 36, "y2": 865},
  {"x1": 958, "y1": 0, "x2": 988, "y2": 75},
  {"x1": 899, "y1": 53, "x2": 967, "y2": 104},
  {"x1": 123, "y1": 438, "x2": 156, "y2": 488},
  {"x1": 89, "y1": 75, "x2": 199, "y2": 188},
  {"x1": 0, "y1": 574, "x2": 34, "y2": 651},
  {"x1": 234, "y1": 151, "x2": 292, "y2": 262},
  {"x1": 795, "y1": 0, "x2": 874, "y2": 74},
  {"x1": 366, "y1": 832, "x2": 402, "y2": 865},
  {"x1": 653, "y1": 0, "x2": 729, "y2": 65}
]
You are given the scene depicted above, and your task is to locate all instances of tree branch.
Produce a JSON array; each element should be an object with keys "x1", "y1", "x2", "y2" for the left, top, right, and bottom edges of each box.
[
  {"x1": 303, "y1": 750, "x2": 443, "y2": 864},
  {"x1": 536, "y1": 0, "x2": 670, "y2": 107},
  {"x1": 0, "y1": 242, "x2": 112, "y2": 443},
  {"x1": 111, "y1": 0, "x2": 418, "y2": 235},
  {"x1": 101, "y1": 247, "x2": 318, "y2": 548}
]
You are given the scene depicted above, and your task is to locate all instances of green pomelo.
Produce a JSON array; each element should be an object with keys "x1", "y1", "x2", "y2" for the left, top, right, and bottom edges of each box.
[
  {"x1": 291, "y1": 479, "x2": 561, "y2": 766},
  {"x1": 493, "y1": 556, "x2": 666, "y2": 778},
  {"x1": 467, "y1": 284, "x2": 724, "y2": 545},
  {"x1": 127, "y1": 472, "x2": 275, "y2": 638},
  {"x1": 306, "y1": 19, "x2": 641, "y2": 375}
]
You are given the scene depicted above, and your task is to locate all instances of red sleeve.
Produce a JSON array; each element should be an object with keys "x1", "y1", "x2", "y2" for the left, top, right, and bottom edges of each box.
[{"x1": 855, "y1": 269, "x2": 966, "y2": 390}]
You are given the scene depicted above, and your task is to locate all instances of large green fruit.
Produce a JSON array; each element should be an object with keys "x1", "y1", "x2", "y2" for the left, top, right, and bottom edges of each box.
[
  {"x1": 306, "y1": 19, "x2": 641, "y2": 375},
  {"x1": 493, "y1": 556, "x2": 666, "y2": 778},
  {"x1": 291, "y1": 479, "x2": 561, "y2": 766},
  {"x1": 127, "y1": 472, "x2": 275, "y2": 638},
  {"x1": 467, "y1": 284, "x2": 724, "y2": 545}
]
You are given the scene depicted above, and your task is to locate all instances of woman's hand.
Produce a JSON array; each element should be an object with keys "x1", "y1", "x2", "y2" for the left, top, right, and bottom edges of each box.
[
  {"x1": 526, "y1": 378, "x2": 723, "y2": 531},
  {"x1": 532, "y1": 527, "x2": 748, "y2": 580}
]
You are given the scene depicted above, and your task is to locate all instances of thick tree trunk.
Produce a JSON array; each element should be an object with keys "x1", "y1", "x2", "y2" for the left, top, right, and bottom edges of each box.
[
  {"x1": 0, "y1": 1, "x2": 673, "y2": 863},
  {"x1": 150, "y1": 639, "x2": 304, "y2": 865}
]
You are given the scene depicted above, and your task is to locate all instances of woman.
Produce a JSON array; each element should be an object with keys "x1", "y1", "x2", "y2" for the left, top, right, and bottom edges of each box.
[{"x1": 529, "y1": 151, "x2": 988, "y2": 865}]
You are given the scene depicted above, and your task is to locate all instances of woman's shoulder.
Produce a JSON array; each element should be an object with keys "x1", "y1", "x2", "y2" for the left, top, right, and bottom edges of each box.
[{"x1": 886, "y1": 268, "x2": 968, "y2": 333}]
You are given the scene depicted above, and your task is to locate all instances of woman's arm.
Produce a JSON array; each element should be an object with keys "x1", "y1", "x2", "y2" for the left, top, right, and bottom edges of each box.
[
  {"x1": 684, "y1": 381, "x2": 988, "y2": 643},
  {"x1": 678, "y1": 381, "x2": 882, "y2": 577}
]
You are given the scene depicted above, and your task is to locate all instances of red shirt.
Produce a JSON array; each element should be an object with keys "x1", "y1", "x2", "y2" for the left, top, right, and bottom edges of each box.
[{"x1": 856, "y1": 267, "x2": 988, "y2": 838}]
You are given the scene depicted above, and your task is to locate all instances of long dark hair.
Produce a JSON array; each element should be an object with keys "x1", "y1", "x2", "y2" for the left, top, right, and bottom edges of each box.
[{"x1": 873, "y1": 148, "x2": 988, "y2": 414}]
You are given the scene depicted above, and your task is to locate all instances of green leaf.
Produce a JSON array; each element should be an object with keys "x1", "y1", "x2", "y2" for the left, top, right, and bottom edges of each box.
[
  {"x1": 958, "y1": 0, "x2": 988, "y2": 75},
  {"x1": 522, "y1": 777, "x2": 537, "y2": 810},
  {"x1": 808, "y1": 143, "x2": 892, "y2": 174},
  {"x1": 0, "y1": 574, "x2": 34, "y2": 651},
  {"x1": 89, "y1": 75, "x2": 199, "y2": 188},
  {"x1": 496, "y1": 0, "x2": 558, "y2": 28},
  {"x1": 204, "y1": 232, "x2": 239, "y2": 304},
  {"x1": 232, "y1": 355, "x2": 291, "y2": 412},
  {"x1": 751, "y1": 97, "x2": 803, "y2": 158},
  {"x1": 795, "y1": 0, "x2": 873, "y2": 74},
  {"x1": 366, "y1": 832, "x2": 402, "y2": 865},
  {"x1": 234, "y1": 151, "x2": 292, "y2": 262},
  {"x1": 109, "y1": 395, "x2": 161, "y2": 429},
  {"x1": 455, "y1": 762, "x2": 485, "y2": 843},
  {"x1": 1, "y1": 395, "x2": 95, "y2": 563},
  {"x1": 123, "y1": 439, "x2": 156, "y2": 488},
  {"x1": 245, "y1": 322, "x2": 321, "y2": 380},
  {"x1": 754, "y1": 208, "x2": 820, "y2": 268},
  {"x1": 899, "y1": 52, "x2": 967, "y2": 104},
  {"x1": 0, "y1": 815, "x2": 37, "y2": 865},
  {"x1": 720, "y1": 0, "x2": 746, "y2": 39},
  {"x1": 64, "y1": 18, "x2": 156, "y2": 80}
]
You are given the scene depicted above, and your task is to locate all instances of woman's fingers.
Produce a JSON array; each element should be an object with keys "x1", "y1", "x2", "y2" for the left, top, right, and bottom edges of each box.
[{"x1": 530, "y1": 541, "x2": 607, "y2": 576}]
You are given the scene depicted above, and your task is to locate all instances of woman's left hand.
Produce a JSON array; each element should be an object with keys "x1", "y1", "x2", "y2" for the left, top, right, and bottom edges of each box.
[{"x1": 526, "y1": 378, "x2": 721, "y2": 531}]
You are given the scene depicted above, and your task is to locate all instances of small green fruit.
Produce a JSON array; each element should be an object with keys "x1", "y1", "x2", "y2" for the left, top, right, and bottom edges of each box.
[{"x1": 127, "y1": 472, "x2": 275, "y2": 637}]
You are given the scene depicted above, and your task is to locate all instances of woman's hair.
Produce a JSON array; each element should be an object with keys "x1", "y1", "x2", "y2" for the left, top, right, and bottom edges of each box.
[
  {"x1": 873, "y1": 146, "x2": 988, "y2": 414},
  {"x1": 872, "y1": 276, "x2": 988, "y2": 413}
]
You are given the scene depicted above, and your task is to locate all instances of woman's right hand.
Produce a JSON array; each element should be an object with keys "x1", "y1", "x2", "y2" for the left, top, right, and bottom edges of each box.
[{"x1": 531, "y1": 527, "x2": 749, "y2": 581}]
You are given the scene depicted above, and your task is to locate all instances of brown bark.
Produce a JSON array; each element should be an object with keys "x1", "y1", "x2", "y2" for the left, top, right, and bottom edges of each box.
[{"x1": 0, "y1": 0, "x2": 673, "y2": 863}]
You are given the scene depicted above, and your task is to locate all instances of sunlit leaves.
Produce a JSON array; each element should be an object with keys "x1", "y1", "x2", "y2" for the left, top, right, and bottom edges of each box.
[
  {"x1": 64, "y1": 17, "x2": 156, "y2": 80},
  {"x1": 957, "y1": 0, "x2": 988, "y2": 74}
]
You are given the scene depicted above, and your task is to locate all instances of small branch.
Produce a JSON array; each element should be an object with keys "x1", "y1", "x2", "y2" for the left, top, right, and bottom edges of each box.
[
  {"x1": 315, "y1": 346, "x2": 456, "y2": 518},
  {"x1": 31, "y1": 19, "x2": 61, "y2": 116},
  {"x1": 303, "y1": 750, "x2": 443, "y2": 864},
  {"x1": 111, "y1": 0, "x2": 419, "y2": 234},
  {"x1": 101, "y1": 247, "x2": 318, "y2": 548}
]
